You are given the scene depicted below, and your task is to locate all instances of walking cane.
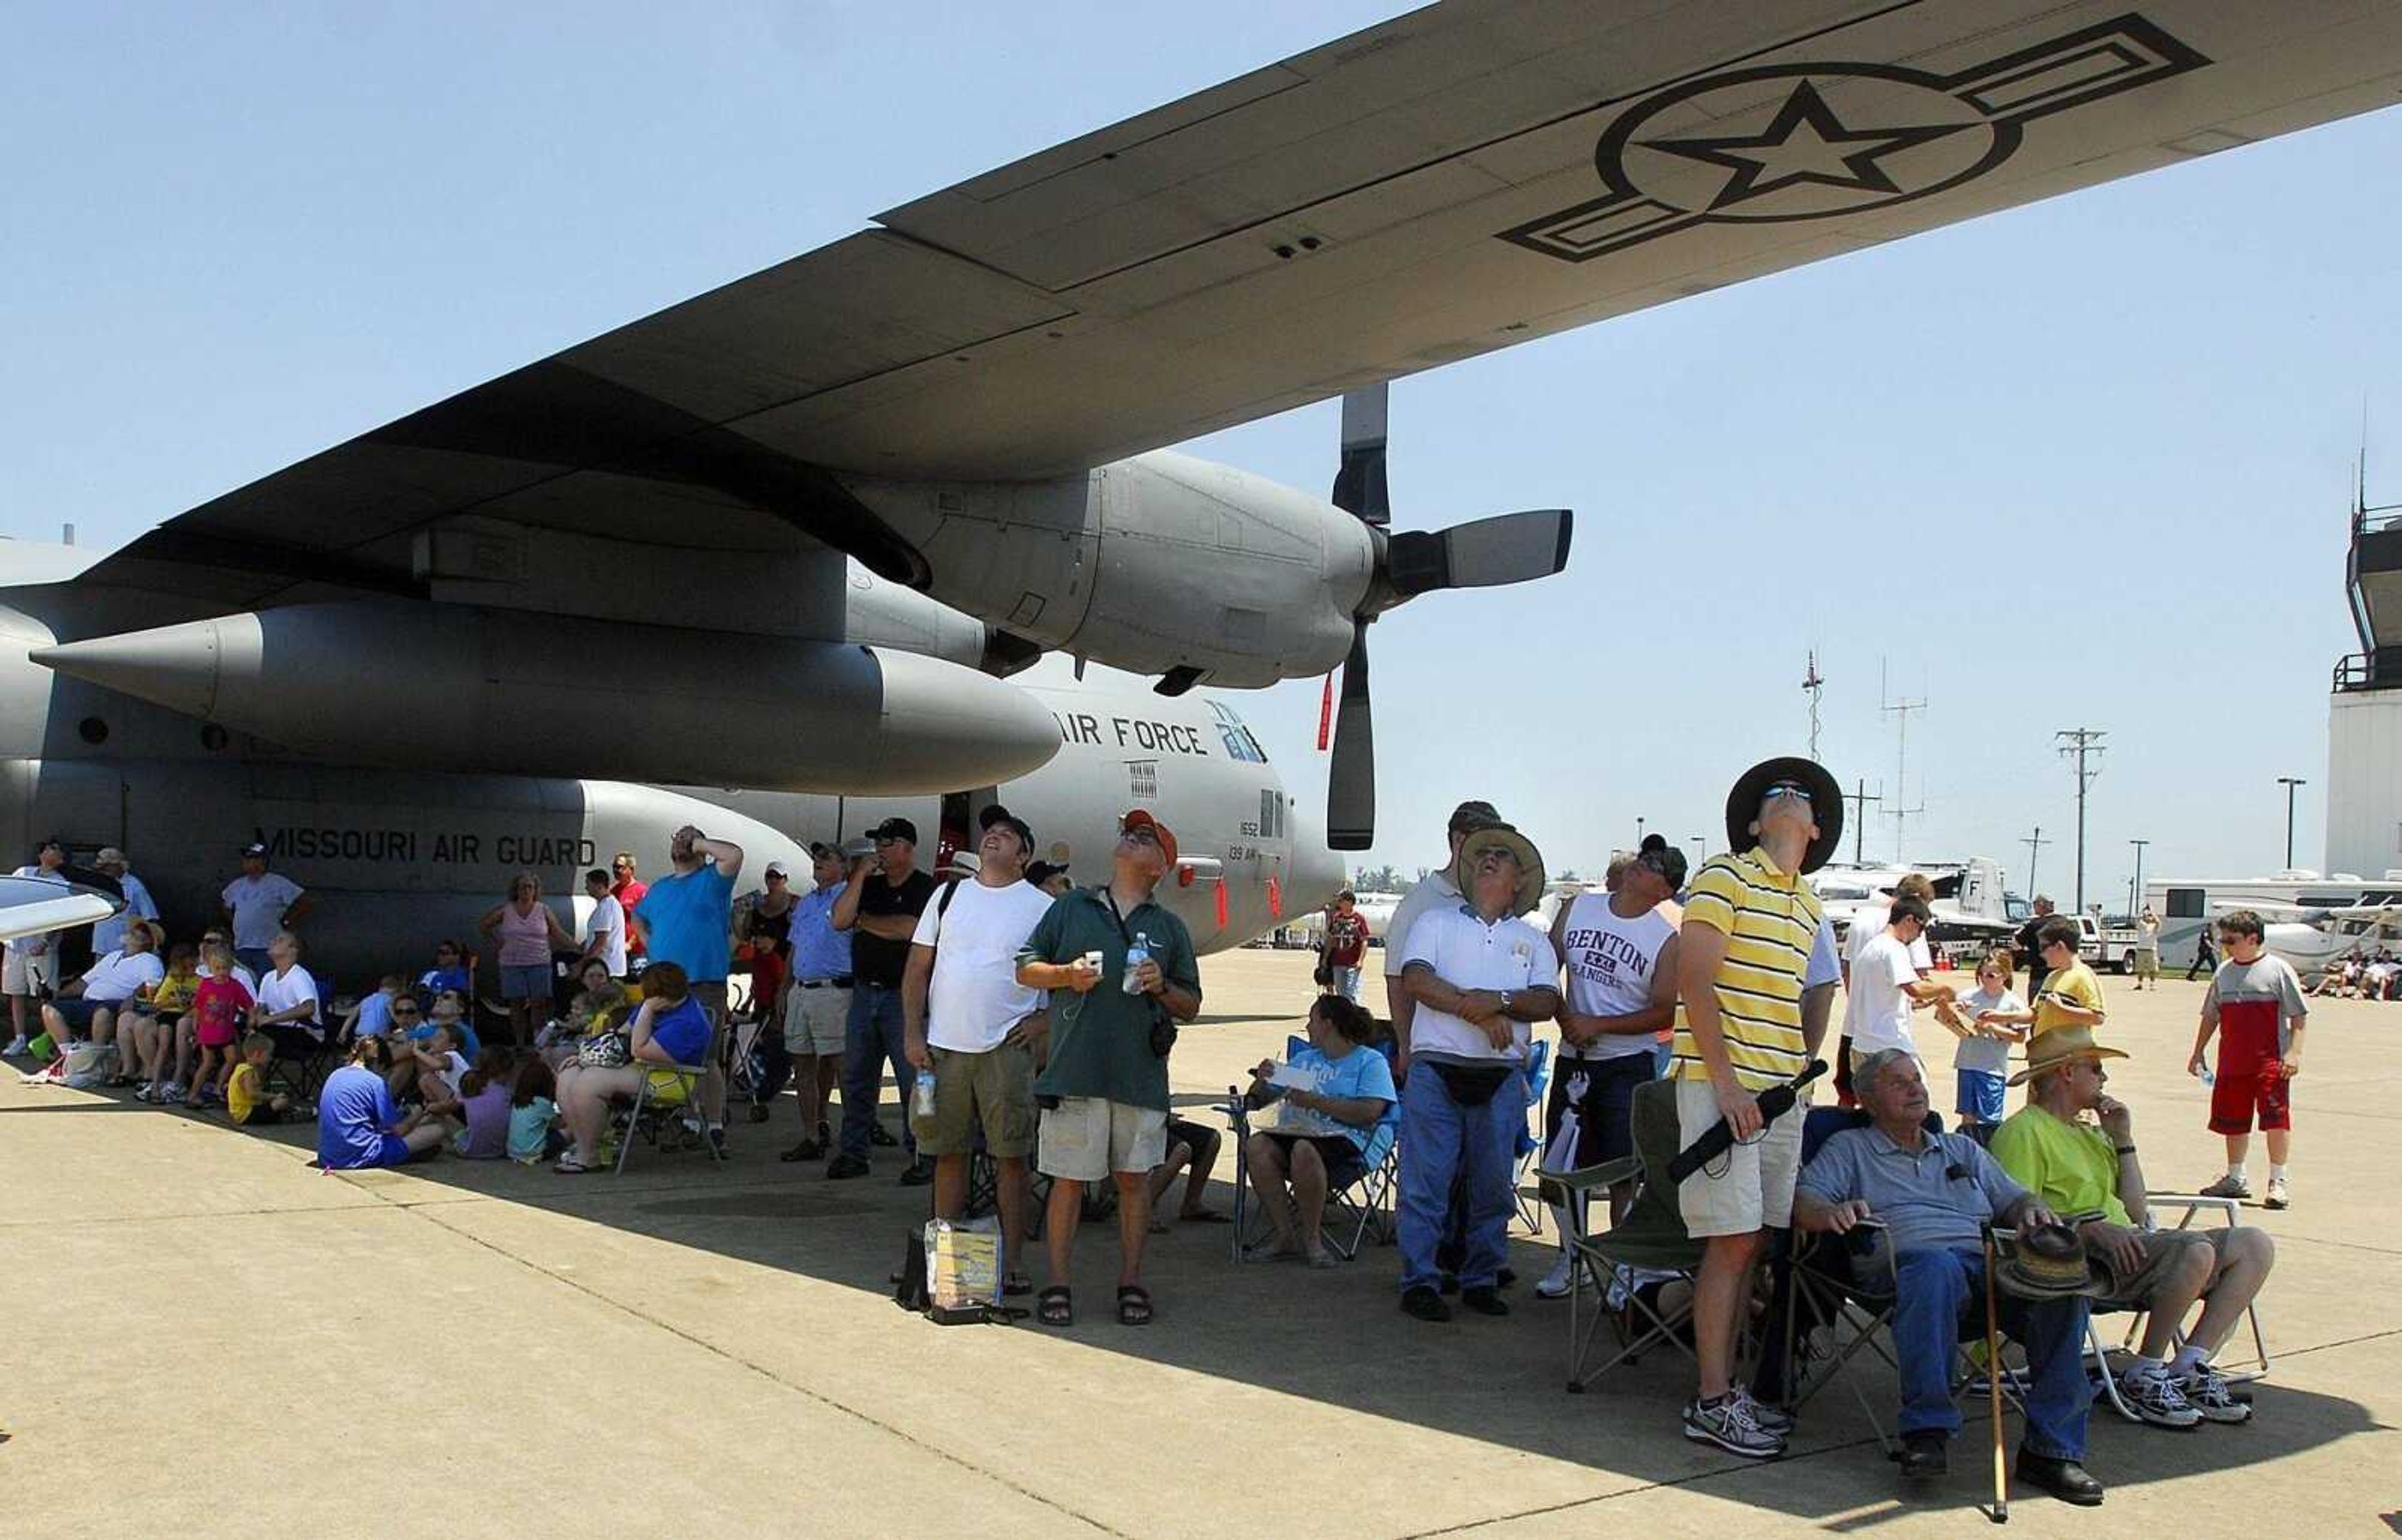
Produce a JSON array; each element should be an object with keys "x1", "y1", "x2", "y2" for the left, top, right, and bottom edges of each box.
[{"x1": 1982, "y1": 1226, "x2": 2009, "y2": 1524}]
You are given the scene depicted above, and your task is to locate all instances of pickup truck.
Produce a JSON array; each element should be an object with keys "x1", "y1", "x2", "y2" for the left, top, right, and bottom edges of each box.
[{"x1": 2073, "y1": 913, "x2": 2146, "y2": 973}]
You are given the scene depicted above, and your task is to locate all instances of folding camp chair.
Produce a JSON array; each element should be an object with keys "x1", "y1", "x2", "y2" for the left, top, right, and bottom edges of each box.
[
  {"x1": 612, "y1": 1008, "x2": 731, "y2": 1173},
  {"x1": 1511, "y1": 1039, "x2": 1554, "y2": 1234},
  {"x1": 1223, "y1": 1040, "x2": 1399, "y2": 1264},
  {"x1": 1556, "y1": 1078, "x2": 1705, "y2": 1392}
]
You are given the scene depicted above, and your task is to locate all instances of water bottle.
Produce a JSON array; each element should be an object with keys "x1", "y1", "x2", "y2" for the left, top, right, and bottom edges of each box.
[
  {"x1": 1123, "y1": 933, "x2": 1152, "y2": 994},
  {"x1": 913, "y1": 1069, "x2": 938, "y2": 1117},
  {"x1": 2194, "y1": 1063, "x2": 2216, "y2": 1088}
]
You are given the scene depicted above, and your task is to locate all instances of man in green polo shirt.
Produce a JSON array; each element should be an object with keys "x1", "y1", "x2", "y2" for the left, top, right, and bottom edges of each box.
[{"x1": 1016, "y1": 809, "x2": 1201, "y2": 1328}]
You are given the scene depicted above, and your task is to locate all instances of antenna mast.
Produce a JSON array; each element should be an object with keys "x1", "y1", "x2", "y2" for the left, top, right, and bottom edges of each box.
[
  {"x1": 1880, "y1": 658, "x2": 1928, "y2": 865},
  {"x1": 1802, "y1": 650, "x2": 1825, "y2": 761}
]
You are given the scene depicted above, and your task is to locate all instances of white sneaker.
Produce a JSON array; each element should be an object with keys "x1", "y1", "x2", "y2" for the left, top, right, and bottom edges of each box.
[
  {"x1": 2264, "y1": 1176, "x2": 2291, "y2": 1210},
  {"x1": 2181, "y1": 1364, "x2": 2254, "y2": 1424},
  {"x1": 1, "y1": 1035, "x2": 26, "y2": 1056},
  {"x1": 1682, "y1": 1393, "x2": 1785, "y2": 1458},
  {"x1": 1534, "y1": 1255, "x2": 1575, "y2": 1299},
  {"x1": 2121, "y1": 1365, "x2": 2204, "y2": 1429}
]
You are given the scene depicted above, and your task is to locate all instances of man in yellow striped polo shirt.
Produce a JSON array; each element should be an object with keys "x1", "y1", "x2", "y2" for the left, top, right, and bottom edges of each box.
[{"x1": 1671, "y1": 757, "x2": 1843, "y2": 1458}]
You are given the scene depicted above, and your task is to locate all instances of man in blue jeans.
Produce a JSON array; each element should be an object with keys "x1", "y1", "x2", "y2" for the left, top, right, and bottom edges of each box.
[
  {"x1": 828, "y1": 818, "x2": 935, "y2": 1184},
  {"x1": 1394, "y1": 824, "x2": 1560, "y2": 1322},
  {"x1": 1794, "y1": 1048, "x2": 2104, "y2": 1506}
]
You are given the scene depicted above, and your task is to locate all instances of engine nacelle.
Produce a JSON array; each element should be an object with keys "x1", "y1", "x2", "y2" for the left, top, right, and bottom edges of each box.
[
  {"x1": 841, "y1": 448, "x2": 1374, "y2": 688},
  {"x1": 30, "y1": 600, "x2": 1060, "y2": 794}
]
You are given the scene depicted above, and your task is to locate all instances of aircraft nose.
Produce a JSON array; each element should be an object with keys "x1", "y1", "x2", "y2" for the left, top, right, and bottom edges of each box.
[{"x1": 1287, "y1": 798, "x2": 1345, "y2": 915}]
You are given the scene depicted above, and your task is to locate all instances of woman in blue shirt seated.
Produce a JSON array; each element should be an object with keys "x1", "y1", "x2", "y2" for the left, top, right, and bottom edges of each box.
[
  {"x1": 552, "y1": 960, "x2": 714, "y2": 1173},
  {"x1": 1240, "y1": 994, "x2": 1397, "y2": 1267},
  {"x1": 317, "y1": 1036, "x2": 451, "y2": 1169}
]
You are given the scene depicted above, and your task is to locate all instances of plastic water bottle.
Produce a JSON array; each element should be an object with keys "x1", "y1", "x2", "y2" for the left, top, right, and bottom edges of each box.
[
  {"x1": 1123, "y1": 933, "x2": 1152, "y2": 994},
  {"x1": 2192, "y1": 1061, "x2": 2216, "y2": 1088},
  {"x1": 913, "y1": 1069, "x2": 938, "y2": 1117}
]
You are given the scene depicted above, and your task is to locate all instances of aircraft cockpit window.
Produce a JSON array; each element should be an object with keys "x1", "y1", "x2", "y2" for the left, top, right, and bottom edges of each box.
[{"x1": 1209, "y1": 700, "x2": 1269, "y2": 764}]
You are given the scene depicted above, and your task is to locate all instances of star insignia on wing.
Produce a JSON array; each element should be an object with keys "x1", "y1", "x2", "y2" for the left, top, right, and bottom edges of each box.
[{"x1": 1643, "y1": 79, "x2": 1970, "y2": 210}]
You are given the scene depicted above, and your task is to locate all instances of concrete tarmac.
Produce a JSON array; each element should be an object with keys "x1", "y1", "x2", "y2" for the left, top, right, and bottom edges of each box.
[{"x1": 4, "y1": 950, "x2": 2396, "y2": 1539}]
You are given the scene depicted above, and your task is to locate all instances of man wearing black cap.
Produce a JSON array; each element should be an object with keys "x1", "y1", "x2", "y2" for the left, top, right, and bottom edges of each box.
[
  {"x1": 831, "y1": 816, "x2": 936, "y2": 1182},
  {"x1": 1536, "y1": 835, "x2": 1686, "y2": 1297},
  {"x1": 221, "y1": 841, "x2": 310, "y2": 981},
  {"x1": 1670, "y1": 758, "x2": 1841, "y2": 1458},
  {"x1": 903, "y1": 804, "x2": 1053, "y2": 1285}
]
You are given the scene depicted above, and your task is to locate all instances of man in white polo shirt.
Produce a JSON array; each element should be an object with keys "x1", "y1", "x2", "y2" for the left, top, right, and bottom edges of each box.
[
  {"x1": 1395, "y1": 823, "x2": 1560, "y2": 1323},
  {"x1": 1383, "y1": 799, "x2": 1502, "y2": 1084}
]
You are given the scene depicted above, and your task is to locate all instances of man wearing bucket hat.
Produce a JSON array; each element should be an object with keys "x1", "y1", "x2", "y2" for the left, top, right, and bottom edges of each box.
[
  {"x1": 1993, "y1": 1026, "x2": 2275, "y2": 1427},
  {"x1": 88, "y1": 848, "x2": 158, "y2": 960},
  {"x1": 1393, "y1": 823, "x2": 1560, "y2": 1322},
  {"x1": 1796, "y1": 1048, "x2": 2103, "y2": 1502},
  {"x1": 1668, "y1": 757, "x2": 1842, "y2": 1456}
]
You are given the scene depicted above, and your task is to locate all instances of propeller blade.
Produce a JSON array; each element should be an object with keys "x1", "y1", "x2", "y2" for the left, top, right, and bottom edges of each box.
[
  {"x1": 1386, "y1": 508, "x2": 1573, "y2": 597},
  {"x1": 1330, "y1": 385, "x2": 1391, "y2": 527},
  {"x1": 1327, "y1": 626, "x2": 1376, "y2": 851}
]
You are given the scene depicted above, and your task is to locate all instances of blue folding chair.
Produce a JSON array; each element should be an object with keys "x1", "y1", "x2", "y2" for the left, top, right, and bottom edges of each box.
[{"x1": 1513, "y1": 1038, "x2": 1553, "y2": 1233}]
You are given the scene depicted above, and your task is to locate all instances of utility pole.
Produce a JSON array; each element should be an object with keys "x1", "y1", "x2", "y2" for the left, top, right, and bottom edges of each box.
[
  {"x1": 1802, "y1": 649, "x2": 1825, "y2": 761},
  {"x1": 2055, "y1": 729, "x2": 2107, "y2": 912},
  {"x1": 1689, "y1": 836, "x2": 1706, "y2": 866},
  {"x1": 2129, "y1": 838, "x2": 2149, "y2": 917},
  {"x1": 2022, "y1": 826, "x2": 2050, "y2": 897},
  {"x1": 1880, "y1": 659, "x2": 1927, "y2": 864},
  {"x1": 2277, "y1": 777, "x2": 2307, "y2": 869},
  {"x1": 1852, "y1": 779, "x2": 1883, "y2": 866},
  {"x1": 1636, "y1": 816, "x2": 1646, "y2": 847}
]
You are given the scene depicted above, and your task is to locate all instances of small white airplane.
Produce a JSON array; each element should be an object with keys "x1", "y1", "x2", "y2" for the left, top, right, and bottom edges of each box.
[{"x1": 2216, "y1": 899, "x2": 2402, "y2": 982}]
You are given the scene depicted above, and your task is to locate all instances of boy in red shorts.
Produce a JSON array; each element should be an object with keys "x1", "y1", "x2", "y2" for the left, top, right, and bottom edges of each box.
[{"x1": 2189, "y1": 909, "x2": 2307, "y2": 1210}]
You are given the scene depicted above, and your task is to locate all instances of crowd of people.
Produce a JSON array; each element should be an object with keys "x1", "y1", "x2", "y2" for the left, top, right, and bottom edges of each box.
[
  {"x1": 2307, "y1": 945, "x2": 2402, "y2": 999},
  {"x1": 4, "y1": 754, "x2": 2316, "y2": 1507}
]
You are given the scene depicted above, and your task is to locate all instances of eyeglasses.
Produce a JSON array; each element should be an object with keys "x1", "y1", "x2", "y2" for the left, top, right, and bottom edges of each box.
[
  {"x1": 1119, "y1": 824, "x2": 1160, "y2": 846},
  {"x1": 1763, "y1": 783, "x2": 1812, "y2": 804},
  {"x1": 766, "y1": 871, "x2": 788, "y2": 881},
  {"x1": 873, "y1": 836, "x2": 903, "y2": 847}
]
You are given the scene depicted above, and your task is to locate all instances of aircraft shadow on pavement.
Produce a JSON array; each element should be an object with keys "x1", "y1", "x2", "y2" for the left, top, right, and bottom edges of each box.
[{"x1": 53, "y1": 1088, "x2": 2388, "y2": 1519}]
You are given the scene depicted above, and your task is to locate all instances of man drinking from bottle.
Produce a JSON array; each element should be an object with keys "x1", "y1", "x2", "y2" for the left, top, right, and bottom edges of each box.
[{"x1": 1670, "y1": 758, "x2": 1842, "y2": 1459}]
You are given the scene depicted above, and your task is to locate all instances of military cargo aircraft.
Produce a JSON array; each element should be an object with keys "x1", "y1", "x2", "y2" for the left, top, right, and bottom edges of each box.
[{"x1": 13, "y1": 3, "x2": 2402, "y2": 980}]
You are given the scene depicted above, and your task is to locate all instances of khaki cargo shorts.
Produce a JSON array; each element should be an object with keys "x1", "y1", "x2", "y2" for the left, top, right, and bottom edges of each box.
[
  {"x1": 1037, "y1": 1095, "x2": 1167, "y2": 1182},
  {"x1": 913, "y1": 1040, "x2": 1036, "y2": 1158},
  {"x1": 782, "y1": 983, "x2": 849, "y2": 1055}
]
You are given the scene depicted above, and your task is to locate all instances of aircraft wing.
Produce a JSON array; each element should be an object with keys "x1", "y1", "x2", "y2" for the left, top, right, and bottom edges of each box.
[
  {"x1": 0, "y1": 876, "x2": 119, "y2": 945},
  {"x1": 78, "y1": 1, "x2": 2402, "y2": 612}
]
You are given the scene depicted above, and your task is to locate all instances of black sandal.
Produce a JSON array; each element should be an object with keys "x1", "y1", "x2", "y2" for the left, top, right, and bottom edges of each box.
[
  {"x1": 1116, "y1": 1284, "x2": 1153, "y2": 1326},
  {"x1": 1036, "y1": 1285, "x2": 1073, "y2": 1327}
]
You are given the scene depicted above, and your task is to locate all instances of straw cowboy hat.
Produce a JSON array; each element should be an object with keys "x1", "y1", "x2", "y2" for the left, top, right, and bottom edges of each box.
[
  {"x1": 1723, "y1": 757, "x2": 1845, "y2": 875},
  {"x1": 1450, "y1": 823, "x2": 1546, "y2": 918},
  {"x1": 1997, "y1": 1219, "x2": 2111, "y2": 1300},
  {"x1": 2007, "y1": 1025, "x2": 2127, "y2": 1087}
]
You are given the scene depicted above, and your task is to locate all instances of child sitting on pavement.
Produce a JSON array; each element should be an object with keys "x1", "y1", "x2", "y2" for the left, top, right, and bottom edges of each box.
[
  {"x1": 226, "y1": 1033, "x2": 302, "y2": 1126},
  {"x1": 450, "y1": 1046, "x2": 517, "y2": 1158},
  {"x1": 508, "y1": 1056, "x2": 563, "y2": 1163}
]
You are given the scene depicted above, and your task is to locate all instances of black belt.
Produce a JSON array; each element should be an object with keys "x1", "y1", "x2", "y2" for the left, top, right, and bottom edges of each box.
[{"x1": 795, "y1": 976, "x2": 855, "y2": 990}]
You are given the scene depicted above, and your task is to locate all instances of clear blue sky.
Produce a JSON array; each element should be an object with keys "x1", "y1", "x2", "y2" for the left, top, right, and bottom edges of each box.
[{"x1": 6, "y1": 3, "x2": 2394, "y2": 904}]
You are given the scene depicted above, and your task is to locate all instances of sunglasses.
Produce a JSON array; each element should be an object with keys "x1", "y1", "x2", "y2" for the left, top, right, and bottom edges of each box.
[
  {"x1": 766, "y1": 871, "x2": 788, "y2": 880},
  {"x1": 1763, "y1": 783, "x2": 1812, "y2": 804},
  {"x1": 873, "y1": 836, "x2": 903, "y2": 847},
  {"x1": 1119, "y1": 824, "x2": 1161, "y2": 845}
]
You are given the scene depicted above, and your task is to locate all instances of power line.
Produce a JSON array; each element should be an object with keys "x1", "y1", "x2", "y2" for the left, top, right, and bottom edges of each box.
[{"x1": 2055, "y1": 728, "x2": 2107, "y2": 911}]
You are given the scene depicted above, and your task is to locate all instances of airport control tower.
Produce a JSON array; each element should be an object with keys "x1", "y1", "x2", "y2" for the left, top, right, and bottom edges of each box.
[{"x1": 2327, "y1": 492, "x2": 2402, "y2": 879}]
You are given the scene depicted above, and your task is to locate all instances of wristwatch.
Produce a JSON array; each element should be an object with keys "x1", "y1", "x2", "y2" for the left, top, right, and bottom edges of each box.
[
  {"x1": 1499, "y1": 990, "x2": 1514, "y2": 1015},
  {"x1": 2115, "y1": 1145, "x2": 2138, "y2": 1156}
]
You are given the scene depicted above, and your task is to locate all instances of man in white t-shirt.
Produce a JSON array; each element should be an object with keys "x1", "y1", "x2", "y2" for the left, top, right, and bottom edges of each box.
[
  {"x1": 221, "y1": 843, "x2": 310, "y2": 979},
  {"x1": 251, "y1": 931, "x2": 326, "y2": 1066},
  {"x1": 4, "y1": 838, "x2": 71, "y2": 1054},
  {"x1": 903, "y1": 806, "x2": 1055, "y2": 1286},
  {"x1": 41, "y1": 920, "x2": 166, "y2": 1064},
  {"x1": 580, "y1": 868, "x2": 629, "y2": 978},
  {"x1": 1845, "y1": 898, "x2": 1956, "y2": 1071},
  {"x1": 1837, "y1": 873, "x2": 1934, "y2": 1105},
  {"x1": 1396, "y1": 824, "x2": 1561, "y2": 1322}
]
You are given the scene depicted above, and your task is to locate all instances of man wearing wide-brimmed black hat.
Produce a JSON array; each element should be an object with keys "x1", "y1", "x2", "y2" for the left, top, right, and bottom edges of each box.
[{"x1": 1667, "y1": 757, "x2": 1842, "y2": 1457}]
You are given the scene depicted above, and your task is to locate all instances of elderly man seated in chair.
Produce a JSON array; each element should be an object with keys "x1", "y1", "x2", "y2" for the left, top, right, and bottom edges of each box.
[{"x1": 1792, "y1": 1048, "x2": 2103, "y2": 1506}]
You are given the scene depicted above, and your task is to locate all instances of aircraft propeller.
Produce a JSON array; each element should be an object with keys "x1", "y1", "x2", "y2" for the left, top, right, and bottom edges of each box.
[{"x1": 1321, "y1": 383, "x2": 1573, "y2": 851}]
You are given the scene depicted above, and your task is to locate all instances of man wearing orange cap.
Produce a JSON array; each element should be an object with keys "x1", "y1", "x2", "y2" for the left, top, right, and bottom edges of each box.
[{"x1": 1015, "y1": 809, "x2": 1201, "y2": 1328}]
